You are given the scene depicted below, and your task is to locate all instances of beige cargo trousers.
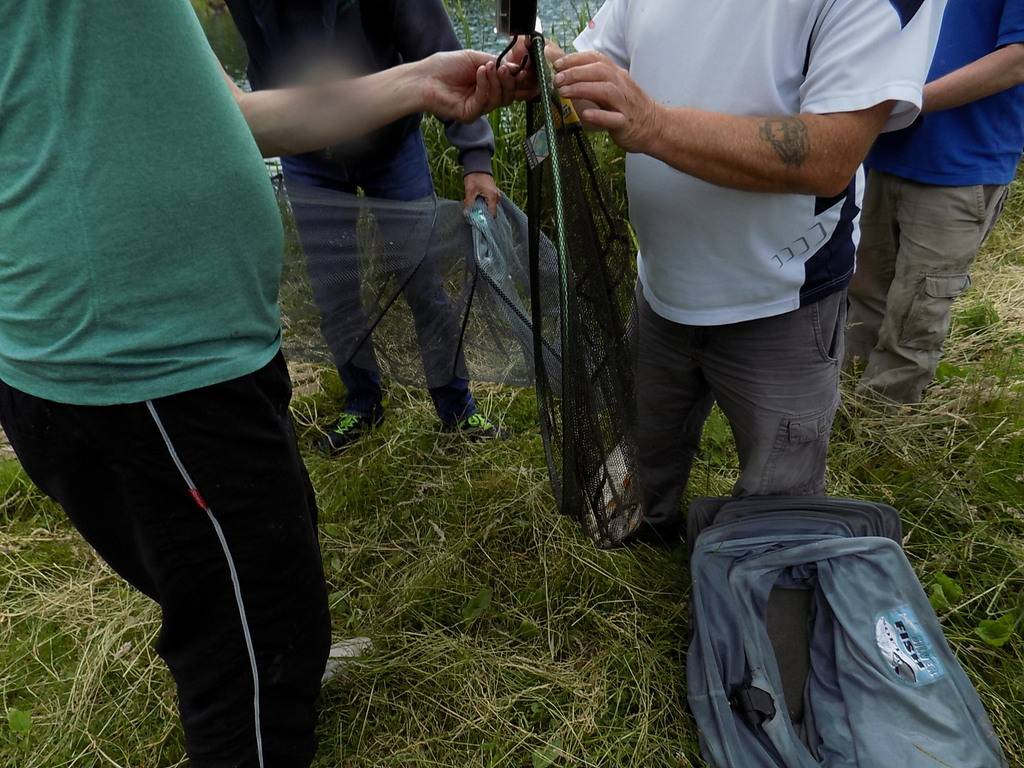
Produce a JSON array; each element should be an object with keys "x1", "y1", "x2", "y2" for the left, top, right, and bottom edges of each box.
[{"x1": 846, "y1": 169, "x2": 1008, "y2": 403}]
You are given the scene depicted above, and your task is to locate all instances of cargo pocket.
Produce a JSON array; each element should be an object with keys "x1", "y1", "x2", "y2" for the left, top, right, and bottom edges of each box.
[
  {"x1": 756, "y1": 408, "x2": 834, "y2": 496},
  {"x1": 898, "y1": 274, "x2": 971, "y2": 351}
]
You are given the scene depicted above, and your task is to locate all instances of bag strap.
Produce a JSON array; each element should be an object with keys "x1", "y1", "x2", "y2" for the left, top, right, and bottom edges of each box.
[{"x1": 730, "y1": 686, "x2": 778, "y2": 730}]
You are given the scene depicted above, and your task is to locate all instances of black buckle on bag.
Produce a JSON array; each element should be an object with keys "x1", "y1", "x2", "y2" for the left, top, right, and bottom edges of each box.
[{"x1": 730, "y1": 686, "x2": 777, "y2": 729}]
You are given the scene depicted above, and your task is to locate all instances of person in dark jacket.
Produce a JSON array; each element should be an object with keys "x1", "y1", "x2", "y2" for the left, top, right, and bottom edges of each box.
[{"x1": 226, "y1": 0, "x2": 506, "y2": 451}]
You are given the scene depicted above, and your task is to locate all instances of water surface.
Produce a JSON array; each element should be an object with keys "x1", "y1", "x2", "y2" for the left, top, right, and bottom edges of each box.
[{"x1": 198, "y1": 0, "x2": 596, "y2": 82}]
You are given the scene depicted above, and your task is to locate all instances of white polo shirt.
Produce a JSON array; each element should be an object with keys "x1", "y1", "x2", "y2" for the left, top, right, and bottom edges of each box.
[{"x1": 575, "y1": 0, "x2": 946, "y2": 325}]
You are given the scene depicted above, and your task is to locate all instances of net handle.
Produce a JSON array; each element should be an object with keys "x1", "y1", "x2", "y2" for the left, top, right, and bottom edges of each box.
[{"x1": 527, "y1": 33, "x2": 576, "y2": 515}]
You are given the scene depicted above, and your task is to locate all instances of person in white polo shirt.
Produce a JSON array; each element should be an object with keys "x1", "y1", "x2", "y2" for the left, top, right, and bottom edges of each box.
[{"x1": 547, "y1": 0, "x2": 946, "y2": 545}]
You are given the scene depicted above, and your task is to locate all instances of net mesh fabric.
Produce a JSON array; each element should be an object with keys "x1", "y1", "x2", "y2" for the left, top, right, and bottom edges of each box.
[
  {"x1": 274, "y1": 40, "x2": 641, "y2": 545},
  {"x1": 525, "y1": 34, "x2": 641, "y2": 546},
  {"x1": 277, "y1": 184, "x2": 561, "y2": 392}
]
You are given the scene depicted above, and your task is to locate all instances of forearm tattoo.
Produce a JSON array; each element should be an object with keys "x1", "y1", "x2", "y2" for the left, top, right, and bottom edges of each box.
[{"x1": 759, "y1": 118, "x2": 810, "y2": 168}]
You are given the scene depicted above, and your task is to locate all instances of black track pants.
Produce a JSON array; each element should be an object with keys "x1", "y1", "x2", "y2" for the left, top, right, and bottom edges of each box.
[{"x1": 0, "y1": 352, "x2": 331, "y2": 767}]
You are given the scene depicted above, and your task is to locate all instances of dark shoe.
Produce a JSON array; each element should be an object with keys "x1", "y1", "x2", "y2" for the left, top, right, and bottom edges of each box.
[
  {"x1": 318, "y1": 412, "x2": 382, "y2": 454},
  {"x1": 444, "y1": 412, "x2": 505, "y2": 441},
  {"x1": 624, "y1": 517, "x2": 684, "y2": 550}
]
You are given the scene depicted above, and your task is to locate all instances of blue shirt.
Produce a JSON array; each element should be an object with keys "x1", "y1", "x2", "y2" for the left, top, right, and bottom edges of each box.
[{"x1": 868, "y1": 0, "x2": 1024, "y2": 186}]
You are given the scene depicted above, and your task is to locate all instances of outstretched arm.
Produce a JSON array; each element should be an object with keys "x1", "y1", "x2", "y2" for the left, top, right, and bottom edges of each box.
[
  {"x1": 550, "y1": 50, "x2": 893, "y2": 198},
  {"x1": 218, "y1": 47, "x2": 533, "y2": 158},
  {"x1": 923, "y1": 43, "x2": 1024, "y2": 113}
]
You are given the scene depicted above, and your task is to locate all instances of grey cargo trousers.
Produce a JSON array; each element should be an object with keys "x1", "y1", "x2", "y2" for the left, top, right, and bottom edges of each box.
[{"x1": 636, "y1": 288, "x2": 846, "y2": 527}]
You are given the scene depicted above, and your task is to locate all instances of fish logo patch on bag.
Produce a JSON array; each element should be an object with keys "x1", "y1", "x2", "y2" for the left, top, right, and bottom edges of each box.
[{"x1": 875, "y1": 606, "x2": 945, "y2": 685}]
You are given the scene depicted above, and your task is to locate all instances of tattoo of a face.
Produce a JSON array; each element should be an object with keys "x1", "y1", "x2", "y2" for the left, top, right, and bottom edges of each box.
[{"x1": 759, "y1": 118, "x2": 810, "y2": 168}]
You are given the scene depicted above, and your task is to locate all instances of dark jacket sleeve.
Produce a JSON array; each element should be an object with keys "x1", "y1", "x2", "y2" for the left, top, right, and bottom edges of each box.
[{"x1": 392, "y1": 0, "x2": 496, "y2": 175}]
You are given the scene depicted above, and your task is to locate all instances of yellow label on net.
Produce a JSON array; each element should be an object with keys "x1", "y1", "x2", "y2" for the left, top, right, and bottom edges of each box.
[
  {"x1": 559, "y1": 96, "x2": 581, "y2": 126},
  {"x1": 550, "y1": 95, "x2": 581, "y2": 129}
]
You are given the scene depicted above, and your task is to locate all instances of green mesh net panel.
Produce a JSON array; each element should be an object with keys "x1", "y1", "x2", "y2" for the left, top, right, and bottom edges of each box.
[
  {"x1": 524, "y1": 35, "x2": 642, "y2": 546},
  {"x1": 273, "y1": 37, "x2": 641, "y2": 546}
]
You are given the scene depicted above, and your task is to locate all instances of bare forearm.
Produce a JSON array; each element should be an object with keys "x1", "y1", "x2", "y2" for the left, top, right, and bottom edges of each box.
[
  {"x1": 549, "y1": 49, "x2": 892, "y2": 197},
  {"x1": 216, "y1": 47, "x2": 531, "y2": 157},
  {"x1": 923, "y1": 44, "x2": 1024, "y2": 113},
  {"x1": 231, "y1": 64, "x2": 426, "y2": 157},
  {"x1": 642, "y1": 105, "x2": 890, "y2": 197}
]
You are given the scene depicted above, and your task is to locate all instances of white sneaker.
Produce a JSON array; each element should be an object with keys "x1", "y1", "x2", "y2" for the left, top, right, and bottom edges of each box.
[{"x1": 321, "y1": 637, "x2": 373, "y2": 685}]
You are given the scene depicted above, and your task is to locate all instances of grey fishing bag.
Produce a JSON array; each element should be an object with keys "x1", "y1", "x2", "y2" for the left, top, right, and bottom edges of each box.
[{"x1": 686, "y1": 496, "x2": 1007, "y2": 768}]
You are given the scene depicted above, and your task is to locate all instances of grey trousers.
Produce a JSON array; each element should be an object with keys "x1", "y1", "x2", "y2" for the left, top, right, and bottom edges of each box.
[
  {"x1": 847, "y1": 170, "x2": 1008, "y2": 403},
  {"x1": 636, "y1": 289, "x2": 845, "y2": 526}
]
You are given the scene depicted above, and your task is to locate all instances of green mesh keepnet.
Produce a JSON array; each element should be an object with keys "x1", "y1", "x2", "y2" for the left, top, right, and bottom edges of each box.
[
  {"x1": 525, "y1": 35, "x2": 642, "y2": 547},
  {"x1": 272, "y1": 36, "x2": 642, "y2": 547}
]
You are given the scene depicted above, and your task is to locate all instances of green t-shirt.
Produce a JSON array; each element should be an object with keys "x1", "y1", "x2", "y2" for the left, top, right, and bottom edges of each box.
[{"x1": 0, "y1": 1, "x2": 284, "y2": 405}]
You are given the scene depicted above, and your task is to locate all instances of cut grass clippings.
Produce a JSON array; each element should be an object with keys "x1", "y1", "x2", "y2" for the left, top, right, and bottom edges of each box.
[{"x1": 3, "y1": 186, "x2": 1022, "y2": 763}]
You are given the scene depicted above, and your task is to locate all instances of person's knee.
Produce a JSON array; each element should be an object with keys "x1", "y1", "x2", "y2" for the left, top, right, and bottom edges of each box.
[{"x1": 735, "y1": 406, "x2": 836, "y2": 497}]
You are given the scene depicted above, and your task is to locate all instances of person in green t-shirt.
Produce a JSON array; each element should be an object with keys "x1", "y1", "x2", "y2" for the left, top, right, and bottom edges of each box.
[{"x1": 0, "y1": 2, "x2": 530, "y2": 765}]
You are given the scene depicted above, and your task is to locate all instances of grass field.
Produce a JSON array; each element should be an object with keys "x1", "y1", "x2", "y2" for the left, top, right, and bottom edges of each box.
[
  {"x1": 2, "y1": 4, "x2": 1022, "y2": 763},
  {"x1": 2, "y1": 173, "x2": 1022, "y2": 765}
]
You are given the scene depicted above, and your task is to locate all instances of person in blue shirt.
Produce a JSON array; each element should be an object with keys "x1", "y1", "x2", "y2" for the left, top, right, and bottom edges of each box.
[
  {"x1": 224, "y1": 0, "x2": 505, "y2": 451},
  {"x1": 847, "y1": 0, "x2": 1024, "y2": 403}
]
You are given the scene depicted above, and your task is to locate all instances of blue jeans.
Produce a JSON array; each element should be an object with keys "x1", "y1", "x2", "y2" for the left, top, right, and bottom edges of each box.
[{"x1": 283, "y1": 131, "x2": 476, "y2": 425}]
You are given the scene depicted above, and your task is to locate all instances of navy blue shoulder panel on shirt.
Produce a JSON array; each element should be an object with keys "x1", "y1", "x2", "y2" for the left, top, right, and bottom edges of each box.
[
  {"x1": 888, "y1": 0, "x2": 927, "y2": 28},
  {"x1": 801, "y1": 179, "x2": 860, "y2": 306}
]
